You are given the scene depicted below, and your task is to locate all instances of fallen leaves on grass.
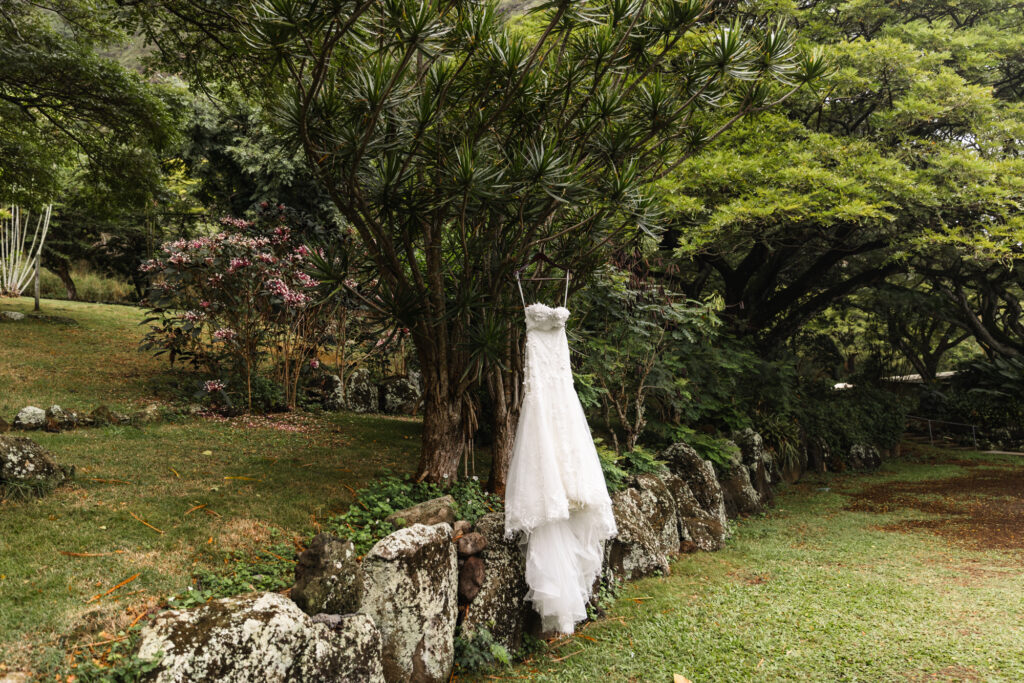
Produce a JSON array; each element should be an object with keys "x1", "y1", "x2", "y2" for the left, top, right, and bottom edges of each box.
[
  {"x1": 60, "y1": 551, "x2": 126, "y2": 558},
  {"x1": 86, "y1": 574, "x2": 140, "y2": 604},
  {"x1": 128, "y1": 511, "x2": 164, "y2": 535}
]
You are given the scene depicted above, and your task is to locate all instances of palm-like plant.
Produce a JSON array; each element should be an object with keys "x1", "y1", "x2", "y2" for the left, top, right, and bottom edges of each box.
[{"x1": 239, "y1": 0, "x2": 826, "y2": 488}]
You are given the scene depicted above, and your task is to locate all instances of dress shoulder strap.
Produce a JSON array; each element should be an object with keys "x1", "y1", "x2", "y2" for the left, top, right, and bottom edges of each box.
[
  {"x1": 563, "y1": 271, "x2": 571, "y2": 308},
  {"x1": 515, "y1": 271, "x2": 527, "y2": 309}
]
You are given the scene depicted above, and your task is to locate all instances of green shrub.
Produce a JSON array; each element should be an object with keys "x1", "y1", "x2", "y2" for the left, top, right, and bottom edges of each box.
[
  {"x1": 799, "y1": 384, "x2": 906, "y2": 454},
  {"x1": 322, "y1": 474, "x2": 503, "y2": 554},
  {"x1": 596, "y1": 442, "x2": 666, "y2": 492},
  {"x1": 454, "y1": 625, "x2": 512, "y2": 673}
]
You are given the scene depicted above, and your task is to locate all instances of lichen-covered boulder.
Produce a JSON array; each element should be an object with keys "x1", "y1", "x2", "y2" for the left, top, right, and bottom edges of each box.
[
  {"x1": 659, "y1": 443, "x2": 728, "y2": 529},
  {"x1": 661, "y1": 472, "x2": 726, "y2": 552},
  {"x1": 628, "y1": 473, "x2": 680, "y2": 557},
  {"x1": 721, "y1": 463, "x2": 762, "y2": 517},
  {"x1": 733, "y1": 428, "x2": 776, "y2": 483},
  {"x1": 133, "y1": 404, "x2": 161, "y2": 425},
  {"x1": 0, "y1": 310, "x2": 25, "y2": 321},
  {"x1": 0, "y1": 436, "x2": 69, "y2": 494},
  {"x1": 379, "y1": 374, "x2": 421, "y2": 415},
  {"x1": 12, "y1": 406, "x2": 45, "y2": 430},
  {"x1": 310, "y1": 614, "x2": 386, "y2": 682},
  {"x1": 321, "y1": 374, "x2": 345, "y2": 411},
  {"x1": 605, "y1": 489, "x2": 669, "y2": 581},
  {"x1": 848, "y1": 444, "x2": 882, "y2": 470},
  {"x1": 385, "y1": 495, "x2": 457, "y2": 529},
  {"x1": 359, "y1": 523, "x2": 457, "y2": 683},
  {"x1": 346, "y1": 368, "x2": 379, "y2": 414},
  {"x1": 44, "y1": 405, "x2": 78, "y2": 431},
  {"x1": 90, "y1": 405, "x2": 128, "y2": 426},
  {"x1": 134, "y1": 592, "x2": 382, "y2": 682},
  {"x1": 460, "y1": 512, "x2": 529, "y2": 654},
  {"x1": 291, "y1": 534, "x2": 362, "y2": 616}
]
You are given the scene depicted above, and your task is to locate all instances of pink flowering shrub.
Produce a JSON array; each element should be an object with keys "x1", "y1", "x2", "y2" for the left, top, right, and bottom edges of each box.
[{"x1": 140, "y1": 210, "x2": 330, "y2": 412}]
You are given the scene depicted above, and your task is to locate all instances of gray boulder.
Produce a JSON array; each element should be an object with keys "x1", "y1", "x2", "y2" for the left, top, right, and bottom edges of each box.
[
  {"x1": 322, "y1": 374, "x2": 345, "y2": 411},
  {"x1": 310, "y1": 614, "x2": 386, "y2": 682},
  {"x1": 721, "y1": 462, "x2": 762, "y2": 517},
  {"x1": 90, "y1": 405, "x2": 129, "y2": 426},
  {"x1": 360, "y1": 523, "x2": 457, "y2": 683},
  {"x1": 385, "y1": 495, "x2": 457, "y2": 529},
  {"x1": 848, "y1": 444, "x2": 882, "y2": 470},
  {"x1": 0, "y1": 436, "x2": 69, "y2": 495},
  {"x1": 379, "y1": 373, "x2": 421, "y2": 415},
  {"x1": 733, "y1": 428, "x2": 776, "y2": 482},
  {"x1": 0, "y1": 310, "x2": 25, "y2": 321},
  {"x1": 291, "y1": 534, "x2": 362, "y2": 616},
  {"x1": 45, "y1": 405, "x2": 78, "y2": 431},
  {"x1": 628, "y1": 473, "x2": 680, "y2": 558},
  {"x1": 605, "y1": 488, "x2": 670, "y2": 581},
  {"x1": 13, "y1": 406, "x2": 45, "y2": 430},
  {"x1": 659, "y1": 442, "x2": 728, "y2": 529},
  {"x1": 134, "y1": 592, "x2": 383, "y2": 682},
  {"x1": 661, "y1": 472, "x2": 726, "y2": 552},
  {"x1": 133, "y1": 404, "x2": 161, "y2": 425},
  {"x1": 346, "y1": 368, "x2": 379, "y2": 414},
  {"x1": 460, "y1": 512, "x2": 529, "y2": 654}
]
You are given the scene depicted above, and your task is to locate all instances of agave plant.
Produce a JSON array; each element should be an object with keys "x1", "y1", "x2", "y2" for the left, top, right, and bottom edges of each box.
[{"x1": 238, "y1": 0, "x2": 826, "y2": 488}]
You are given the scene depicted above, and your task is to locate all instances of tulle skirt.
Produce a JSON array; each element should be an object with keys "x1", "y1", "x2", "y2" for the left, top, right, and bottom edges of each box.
[{"x1": 505, "y1": 378, "x2": 617, "y2": 633}]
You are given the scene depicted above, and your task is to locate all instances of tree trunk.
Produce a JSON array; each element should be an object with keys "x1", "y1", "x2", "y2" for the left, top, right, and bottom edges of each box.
[
  {"x1": 486, "y1": 369, "x2": 517, "y2": 497},
  {"x1": 48, "y1": 256, "x2": 77, "y2": 300},
  {"x1": 414, "y1": 343, "x2": 467, "y2": 484}
]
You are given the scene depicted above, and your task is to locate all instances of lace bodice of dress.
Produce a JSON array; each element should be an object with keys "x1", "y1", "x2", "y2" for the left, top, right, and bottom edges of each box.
[{"x1": 523, "y1": 303, "x2": 573, "y2": 393}]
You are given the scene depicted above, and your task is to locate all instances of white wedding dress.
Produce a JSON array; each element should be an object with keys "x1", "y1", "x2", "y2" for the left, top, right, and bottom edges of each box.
[{"x1": 504, "y1": 302, "x2": 617, "y2": 634}]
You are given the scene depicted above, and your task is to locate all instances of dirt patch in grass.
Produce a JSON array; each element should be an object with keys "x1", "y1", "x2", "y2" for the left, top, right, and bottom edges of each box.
[{"x1": 846, "y1": 465, "x2": 1024, "y2": 553}]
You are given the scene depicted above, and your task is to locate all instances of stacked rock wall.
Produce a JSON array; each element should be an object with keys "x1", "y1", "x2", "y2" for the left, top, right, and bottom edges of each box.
[{"x1": 134, "y1": 432, "x2": 888, "y2": 682}]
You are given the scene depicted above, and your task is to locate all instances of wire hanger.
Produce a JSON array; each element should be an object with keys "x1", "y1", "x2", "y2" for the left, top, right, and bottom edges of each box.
[{"x1": 514, "y1": 253, "x2": 571, "y2": 309}]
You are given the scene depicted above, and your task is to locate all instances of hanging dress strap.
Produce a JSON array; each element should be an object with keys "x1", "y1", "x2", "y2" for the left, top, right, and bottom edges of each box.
[
  {"x1": 563, "y1": 271, "x2": 571, "y2": 308},
  {"x1": 515, "y1": 270, "x2": 527, "y2": 309}
]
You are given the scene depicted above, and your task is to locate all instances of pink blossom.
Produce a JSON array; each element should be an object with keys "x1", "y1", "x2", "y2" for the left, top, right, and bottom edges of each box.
[
  {"x1": 168, "y1": 252, "x2": 190, "y2": 266},
  {"x1": 200, "y1": 301, "x2": 211, "y2": 308},
  {"x1": 227, "y1": 257, "x2": 251, "y2": 274},
  {"x1": 182, "y1": 311, "x2": 202, "y2": 322},
  {"x1": 296, "y1": 272, "x2": 319, "y2": 288},
  {"x1": 310, "y1": 358, "x2": 320, "y2": 370},
  {"x1": 256, "y1": 252, "x2": 278, "y2": 264},
  {"x1": 213, "y1": 328, "x2": 236, "y2": 341},
  {"x1": 139, "y1": 259, "x2": 160, "y2": 273},
  {"x1": 204, "y1": 379, "x2": 226, "y2": 392},
  {"x1": 294, "y1": 245, "x2": 310, "y2": 257},
  {"x1": 220, "y1": 216, "x2": 253, "y2": 229},
  {"x1": 208, "y1": 274, "x2": 224, "y2": 286}
]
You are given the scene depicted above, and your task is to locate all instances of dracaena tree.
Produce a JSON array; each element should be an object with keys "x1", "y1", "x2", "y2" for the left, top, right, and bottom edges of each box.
[{"x1": 236, "y1": 0, "x2": 824, "y2": 488}]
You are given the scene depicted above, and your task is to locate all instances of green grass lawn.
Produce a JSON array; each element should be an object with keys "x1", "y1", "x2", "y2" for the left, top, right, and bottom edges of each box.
[
  {"x1": 3, "y1": 298, "x2": 1022, "y2": 681},
  {"x1": 0, "y1": 297, "x2": 166, "y2": 417},
  {"x1": 0, "y1": 297, "x2": 424, "y2": 673},
  {"x1": 496, "y1": 449, "x2": 1024, "y2": 682}
]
